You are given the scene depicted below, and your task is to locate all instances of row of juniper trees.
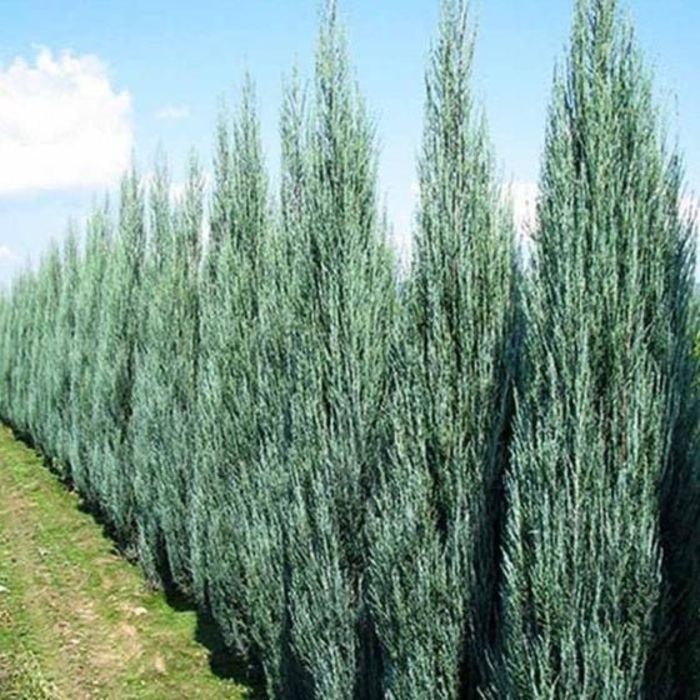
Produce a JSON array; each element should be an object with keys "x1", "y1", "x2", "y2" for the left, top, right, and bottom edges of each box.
[{"x1": 1, "y1": 0, "x2": 699, "y2": 697}]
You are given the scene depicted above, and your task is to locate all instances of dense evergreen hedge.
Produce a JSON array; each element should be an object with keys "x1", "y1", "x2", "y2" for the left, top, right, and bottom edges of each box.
[{"x1": 0, "y1": 0, "x2": 698, "y2": 697}]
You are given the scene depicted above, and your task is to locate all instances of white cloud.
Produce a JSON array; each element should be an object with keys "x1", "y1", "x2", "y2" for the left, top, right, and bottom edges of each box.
[
  {"x1": 0, "y1": 245, "x2": 18, "y2": 262},
  {"x1": 0, "y1": 47, "x2": 132, "y2": 195},
  {"x1": 154, "y1": 105, "x2": 190, "y2": 121}
]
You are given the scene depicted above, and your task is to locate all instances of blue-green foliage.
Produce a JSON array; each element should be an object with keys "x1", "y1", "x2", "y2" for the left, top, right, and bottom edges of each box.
[
  {"x1": 280, "y1": 4, "x2": 397, "y2": 697},
  {"x1": 89, "y1": 169, "x2": 146, "y2": 541},
  {"x1": 496, "y1": 0, "x2": 700, "y2": 697},
  {"x1": 68, "y1": 206, "x2": 112, "y2": 497},
  {"x1": 131, "y1": 153, "x2": 204, "y2": 588},
  {"x1": 27, "y1": 243, "x2": 62, "y2": 453},
  {"x1": 367, "y1": 1, "x2": 517, "y2": 696},
  {"x1": 131, "y1": 154, "x2": 177, "y2": 583},
  {"x1": 51, "y1": 229, "x2": 80, "y2": 471},
  {"x1": 1, "y1": 1, "x2": 699, "y2": 699},
  {"x1": 193, "y1": 77, "x2": 286, "y2": 691}
]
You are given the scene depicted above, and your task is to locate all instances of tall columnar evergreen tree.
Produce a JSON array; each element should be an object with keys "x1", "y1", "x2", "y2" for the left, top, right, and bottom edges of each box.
[
  {"x1": 51, "y1": 228, "x2": 80, "y2": 471},
  {"x1": 0, "y1": 291, "x2": 8, "y2": 414},
  {"x1": 192, "y1": 77, "x2": 294, "y2": 695},
  {"x1": 27, "y1": 243, "x2": 62, "y2": 452},
  {"x1": 68, "y1": 204, "x2": 112, "y2": 497},
  {"x1": 497, "y1": 0, "x2": 700, "y2": 696},
  {"x1": 131, "y1": 153, "x2": 204, "y2": 589},
  {"x1": 90, "y1": 169, "x2": 146, "y2": 541},
  {"x1": 0, "y1": 271, "x2": 23, "y2": 427},
  {"x1": 156, "y1": 155, "x2": 204, "y2": 587},
  {"x1": 20, "y1": 266, "x2": 40, "y2": 435},
  {"x1": 281, "y1": 2, "x2": 397, "y2": 696},
  {"x1": 367, "y1": 1, "x2": 517, "y2": 696},
  {"x1": 0, "y1": 268, "x2": 33, "y2": 430},
  {"x1": 131, "y1": 155, "x2": 177, "y2": 584},
  {"x1": 206, "y1": 106, "x2": 234, "y2": 280},
  {"x1": 0, "y1": 290, "x2": 9, "y2": 418}
]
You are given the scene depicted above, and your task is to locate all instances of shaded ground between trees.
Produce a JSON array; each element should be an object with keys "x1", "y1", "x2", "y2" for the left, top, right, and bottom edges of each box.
[{"x1": 0, "y1": 425, "x2": 262, "y2": 699}]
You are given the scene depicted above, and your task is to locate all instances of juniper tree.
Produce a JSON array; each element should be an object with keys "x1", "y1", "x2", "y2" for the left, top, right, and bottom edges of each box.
[
  {"x1": 68, "y1": 204, "x2": 112, "y2": 498},
  {"x1": 191, "y1": 77, "x2": 296, "y2": 695},
  {"x1": 50, "y1": 227, "x2": 80, "y2": 472},
  {"x1": 156, "y1": 155, "x2": 204, "y2": 587},
  {"x1": 16, "y1": 270, "x2": 37, "y2": 433},
  {"x1": 28, "y1": 248, "x2": 55, "y2": 451},
  {"x1": 90, "y1": 169, "x2": 146, "y2": 541},
  {"x1": 281, "y1": 2, "x2": 397, "y2": 696},
  {"x1": 0, "y1": 289, "x2": 9, "y2": 418},
  {"x1": 0, "y1": 268, "x2": 35, "y2": 431},
  {"x1": 23, "y1": 243, "x2": 62, "y2": 453},
  {"x1": 0, "y1": 274, "x2": 19, "y2": 424},
  {"x1": 497, "y1": 0, "x2": 700, "y2": 696},
  {"x1": 207, "y1": 107, "x2": 234, "y2": 280},
  {"x1": 129, "y1": 152, "x2": 204, "y2": 588},
  {"x1": 367, "y1": 1, "x2": 517, "y2": 696},
  {"x1": 130, "y1": 154, "x2": 177, "y2": 584},
  {"x1": 0, "y1": 273, "x2": 22, "y2": 427}
]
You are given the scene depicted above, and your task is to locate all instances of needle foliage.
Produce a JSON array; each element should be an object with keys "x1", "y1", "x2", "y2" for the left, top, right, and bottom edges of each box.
[
  {"x1": 0, "y1": 1, "x2": 698, "y2": 699},
  {"x1": 496, "y1": 1, "x2": 700, "y2": 696}
]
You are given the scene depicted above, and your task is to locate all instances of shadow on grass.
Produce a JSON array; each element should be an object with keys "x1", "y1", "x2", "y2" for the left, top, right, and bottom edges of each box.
[
  {"x1": 4, "y1": 422, "x2": 267, "y2": 699},
  {"x1": 161, "y1": 584, "x2": 266, "y2": 698},
  {"x1": 75, "y1": 501, "x2": 267, "y2": 698}
]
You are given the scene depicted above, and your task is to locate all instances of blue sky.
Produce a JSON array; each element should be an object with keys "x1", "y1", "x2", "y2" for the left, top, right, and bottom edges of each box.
[{"x1": 0, "y1": 0, "x2": 698, "y2": 285}]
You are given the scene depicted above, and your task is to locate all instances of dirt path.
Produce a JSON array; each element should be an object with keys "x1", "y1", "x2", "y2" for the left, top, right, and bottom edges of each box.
[{"x1": 0, "y1": 425, "x2": 255, "y2": 699}]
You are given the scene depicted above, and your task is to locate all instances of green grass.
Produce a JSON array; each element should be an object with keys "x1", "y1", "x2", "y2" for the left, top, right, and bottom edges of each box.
[{"x1": 0, "y1": 425, "x2": 260, "y2": 699}]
